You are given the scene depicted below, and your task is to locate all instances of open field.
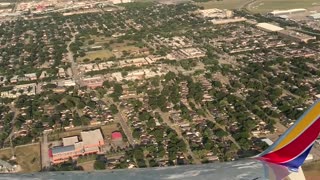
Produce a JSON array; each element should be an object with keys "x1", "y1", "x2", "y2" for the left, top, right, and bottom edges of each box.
[
  {"x1": 303, "y1": 161, "x2": 320, "y2": 180},
  {"x1": 79, "y1": 35, "x2": 141, "y2": 62},
  {"x1": 194, "y1": 0, "x2": 252, "y2": 10},
  {"x1": 0, "y1": 143, "x2": 41, "y2": 172},
  {"x1": 100, "y1": 123, "x2": 119, "y2": 139},
  {"x1": 78, "y1": 49, "x2": 114, "y2": 62},
  {"x1": 194, "y1": 0, "x2": 320, "y2": 13},
  {"x1": 248, "y1": 0, "x2": 320, "y2": 13},
  {"x1": 15, "y1": 143, "x2": 41, "y2": 172},
  {"x1": 0, "y1": 148, "x2": 13, "y2": 160}
]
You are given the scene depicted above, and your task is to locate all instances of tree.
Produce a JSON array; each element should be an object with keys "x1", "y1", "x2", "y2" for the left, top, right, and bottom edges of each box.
[
  {"x1": 109, "y1": 104, "x2": 118, "y2": 114},
  {"x1": 164, "y1": 71, "x2": 176, "y2": 82},
  {"x1": 94, "y1": 160, "x2": 106, "y2": 170}
]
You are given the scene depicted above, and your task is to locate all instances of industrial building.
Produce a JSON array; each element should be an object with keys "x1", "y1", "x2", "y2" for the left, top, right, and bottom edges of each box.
[
  {"x1": 308, "y1": 13, "x2": 320, "y2": 20},
  {"x1": 49, "y1": 129, "x2": 105, "y2": 164},
  {"x1": 256, "y1": 23, "x2": 284, "y2": 32},
  {"x1": 110, "y1": 0, "x2": 132, "y2": 4},
  {"x1": 278, "y1": 30, "x2": 316, "y2": 43},
  {"x1": 197, "y1": 8, "x2": 233, "y2": 18},
  {"x1": 211, "y1": 17, "x2": 247, "y2": 25},
  {"x1": 269, "y1": 9, "x2": 307, "y2": 16}
]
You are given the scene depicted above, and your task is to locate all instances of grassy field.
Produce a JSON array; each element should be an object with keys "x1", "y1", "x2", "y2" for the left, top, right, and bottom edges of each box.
[
  {"x1": 79, "y1": 49, "x2": 114, "y2": 62},
  {"x1": 248, "y1": 0, "x2": 320, "y2": 13},
  {"x1": 79, "y1": 35, "x2": 141, "y2": 62},
  {"x1": 194, "y1": 0, "x2": 320, "y2": 13},
  {"x1": 15, "y1": 143, "x2": 41, "y2": 172},
  {"x1": 0, "y1": 148, "x2": 13, "y2": 160},
  {"x1": 194, "y1": 0, "x2": 251, "y2": 10},
  {"x1": 100, "y1": 123, "x2": 119, "y2": 139},
  {"x1": 0, "y1": 143, "x2": 41, "y2": 173}
]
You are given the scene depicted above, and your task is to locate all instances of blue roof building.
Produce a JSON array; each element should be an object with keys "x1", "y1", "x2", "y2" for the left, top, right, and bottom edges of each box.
[{"x1": 51, "y1": 145, "x2": 75, "y2": 155}]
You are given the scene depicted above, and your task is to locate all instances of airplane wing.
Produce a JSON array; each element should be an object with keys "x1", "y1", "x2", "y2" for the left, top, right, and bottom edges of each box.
[{"x1": 0, "y1": 159, "x2": 306, "y2": 180}]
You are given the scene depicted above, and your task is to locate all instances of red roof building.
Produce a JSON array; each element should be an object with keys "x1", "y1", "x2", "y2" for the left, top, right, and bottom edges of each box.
[{"x1": 111, "y1": 132, "x2": 123, "y2": 140}]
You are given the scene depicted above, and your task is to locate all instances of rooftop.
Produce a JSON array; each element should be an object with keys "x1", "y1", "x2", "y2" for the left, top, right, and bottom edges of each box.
[
  {"x1": 256, "y1": 23, "x2": 284, "y2": 32},
  {"x1": 80, "y1": 129, "x2": 104, "y2": 146},
  {"x1": 63, "y1": 136, "x2": 79, "y2": 146},
  {"x1": 52, "y1": 145, "x2": 75, "y2": 154},
  {"x1": 111, "y1": 132, "x2": 123, "y2": 140}
]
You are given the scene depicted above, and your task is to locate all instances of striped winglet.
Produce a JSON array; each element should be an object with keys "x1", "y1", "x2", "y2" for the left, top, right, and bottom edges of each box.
[{"x1": 257, "y1": 99, "x2": 320, "y2": 169}]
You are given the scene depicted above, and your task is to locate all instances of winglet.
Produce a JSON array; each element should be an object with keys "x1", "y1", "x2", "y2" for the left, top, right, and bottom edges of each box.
[{"x1": 257, "y1": 99, "x2": 320, "y2": 169}]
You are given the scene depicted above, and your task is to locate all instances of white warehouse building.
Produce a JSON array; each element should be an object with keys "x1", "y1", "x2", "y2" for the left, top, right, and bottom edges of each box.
[
  {"x1": 256, "y1": 23, "x2": 284, "y2": 32},
  {"x1": 269, "y1": 9, "x2": 307, "y2": 16}
]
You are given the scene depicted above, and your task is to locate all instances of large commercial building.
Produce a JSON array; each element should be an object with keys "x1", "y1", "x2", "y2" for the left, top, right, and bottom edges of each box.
[
  {"x1": 256, "y1": 23, "x2": 284, "y2": 32},
  {"x1": 110, "y1": 0, "x2": 132, "y2": 4},
  {"x1": 197, "y1": 8, "x2": 233, "y2": 18},
  {"x1": 49, "y1": 129, "x2": 105, "y2": 164},
  {"x1": 269, "y1": 9, "x2": 307, "y2": 16}
]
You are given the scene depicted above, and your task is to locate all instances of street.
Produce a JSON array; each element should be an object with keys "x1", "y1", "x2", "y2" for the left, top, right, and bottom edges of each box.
[
  {"x1": 116, "y1": 106, "x2": 136, "y2": 147},
  {"x1": 40, "y1": 132, "x2": 50, "y2": 169}
]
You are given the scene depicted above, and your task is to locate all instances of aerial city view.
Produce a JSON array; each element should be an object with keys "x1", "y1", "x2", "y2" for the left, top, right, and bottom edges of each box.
[{"x1": 0, "y1": 0, "x2": 320, "y2": 179}]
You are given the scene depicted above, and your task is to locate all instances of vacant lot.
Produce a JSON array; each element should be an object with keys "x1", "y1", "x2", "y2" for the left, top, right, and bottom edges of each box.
[
  {"x1": 0, "y1": 148, "x2": 12, "y2": 160},
  {"x1": 303, "y1": 161, "x2": 320, "y2": 180},
  {"x1": 0, "y1": 143, "x2": 41, "y2": 172},
  {"x1": 15, "y1": 143, "x2": 41, "y2": 172},
  {"x1": 100, "y1": 123, "x2": 119, "y2": 139},
  {"x1": 248, "y1": 0, "x2": 320, "y2": 13},
  {"x1": 194, "y1": 0, "x2": 251, "y2": 10}
]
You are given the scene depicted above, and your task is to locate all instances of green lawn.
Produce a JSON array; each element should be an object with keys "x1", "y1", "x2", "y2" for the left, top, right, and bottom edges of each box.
[
  {"x1": 79, "y1": 49, "x2": 114, "y2": 62},
  {"x1": 248, "y1": 0, "x2": 320, "y2": 13}
]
